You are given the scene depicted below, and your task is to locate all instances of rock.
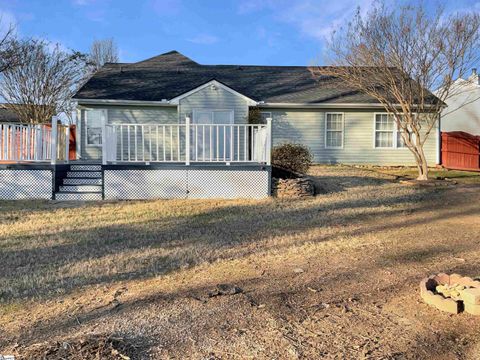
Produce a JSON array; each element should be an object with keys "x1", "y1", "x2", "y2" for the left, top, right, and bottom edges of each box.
[
  {"x1": 462, "y1": 288, "x2": 480, "y2": 305},
  {"x1": 293, "y1": 268, "x2": 305, "y2": 274},
  {"x1": 208, "y1": 284, "x2": 243, "y2": 297}
]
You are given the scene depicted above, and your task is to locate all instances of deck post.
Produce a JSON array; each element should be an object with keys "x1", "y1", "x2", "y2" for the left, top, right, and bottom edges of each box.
[
  {"x1": 185, "y1": 116, "x2": 190, "y2": 165},
  {"x1": 266, "y1": 118, "x2": 272, "y2": 165},
  {"x1": 102, "y1": 121, "x2": 107, "y2": 165},
  {"x1": 51, "y1": 116, "x2": 58, "y2": 165}
]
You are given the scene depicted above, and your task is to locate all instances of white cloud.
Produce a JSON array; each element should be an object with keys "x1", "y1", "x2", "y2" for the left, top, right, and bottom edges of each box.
[
  {"x1": 187, "y1": 33, "x2": 219, "y2": 45},
  {"x1": 71, "y1": 0, "x2": 108, "y2": 22},
  {"x1": 238, "y1": 0, "x2": 376, "y2": 42}
]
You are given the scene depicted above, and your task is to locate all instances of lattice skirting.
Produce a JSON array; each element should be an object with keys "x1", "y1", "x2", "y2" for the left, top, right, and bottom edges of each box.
[
  {"x1": 0, "y1": 170, "x2": 52, "y2": 199},
  {"x1": 104, "y1": 168, "x2": 270, "y2": 200},
  {"x1": 187, "y1": 169, "x2": 269, "y2": 199},
  {"x1": 104, "y1": 170, "x2": 188, "y2": 199}
]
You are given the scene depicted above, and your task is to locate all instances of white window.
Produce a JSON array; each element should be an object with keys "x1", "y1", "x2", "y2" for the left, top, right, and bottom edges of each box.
[
  {"x1": 374, "y1": 114, "x2": 394, "y2": 148},
  {"x1": 374, "y1": 113, "x2": 410, "y2": 149},
  {"x1": 85, "y1": 109, "x2": 106, "y2": 147},
  {"x1": 325, "y1": 113, "x2": 344, "y2": 148},
  {"x1": 397, "y1": 130, "x2": 408, "y2": 148}
]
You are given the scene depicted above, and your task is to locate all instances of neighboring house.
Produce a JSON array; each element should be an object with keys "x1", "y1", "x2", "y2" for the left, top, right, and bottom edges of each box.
[
  {"x1": 0, "y1": 104, "x2": 21, "y2": 123},
  {"x1": 73, "y1": 50, "x2": 440, "y2": 166},
  {"x1": 441, "y1": 69, "x2": 480, "y2": 136}
]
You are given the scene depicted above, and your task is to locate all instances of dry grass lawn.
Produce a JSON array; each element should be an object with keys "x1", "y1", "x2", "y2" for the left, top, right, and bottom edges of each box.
[{"x1": 1, "y1": 165, "x2": 480, "y2": 359}]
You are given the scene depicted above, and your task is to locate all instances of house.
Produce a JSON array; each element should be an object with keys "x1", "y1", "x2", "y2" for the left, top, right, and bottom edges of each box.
[
  {"x1": 0, "y1": 51, "x2": 441, "y2": 201},
  {"x1": 441, "y1": 68, "x2": 480, "y2": 136},
  {"x1": 73, "y1": 50, "x2": 440, "y2": 166}
]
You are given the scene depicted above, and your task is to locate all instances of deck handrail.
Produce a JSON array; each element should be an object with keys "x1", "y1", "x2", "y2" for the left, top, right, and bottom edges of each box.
[
  {"x1": 0, "y1": 123, "x2": 53, "y2": 162},
  {"x1": 103, "y1": 119, "x2": 272, "y2": 165}
]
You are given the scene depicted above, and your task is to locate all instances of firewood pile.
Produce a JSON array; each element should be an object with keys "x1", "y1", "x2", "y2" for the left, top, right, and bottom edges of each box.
[{"x1": 273, "y1": 177, "x2": 315, "y2": 198}]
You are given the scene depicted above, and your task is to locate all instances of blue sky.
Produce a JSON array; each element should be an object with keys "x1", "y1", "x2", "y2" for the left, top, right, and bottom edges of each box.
[{"x1": 1, "y1": 0, "x2": 479, "y2": 66}]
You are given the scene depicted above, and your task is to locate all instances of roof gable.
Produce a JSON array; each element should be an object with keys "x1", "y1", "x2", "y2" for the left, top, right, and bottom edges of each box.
[
  {"x1": 134, "y1": 50, "x2": 199, "y2": 67},
  {"x1": 169, "y1": 79, "x2": 257, "y2": 105}
]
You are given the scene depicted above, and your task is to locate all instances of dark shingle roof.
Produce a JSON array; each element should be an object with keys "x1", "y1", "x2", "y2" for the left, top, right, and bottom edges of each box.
[{"x1": 72, "y1": 51, "x2": 395, "y2": 104}]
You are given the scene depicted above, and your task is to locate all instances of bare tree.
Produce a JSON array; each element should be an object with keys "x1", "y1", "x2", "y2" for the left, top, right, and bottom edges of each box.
[
  {"x1": 89, "y1": 38, "x2": 119, "y2": 71},
  {"x1": 310, "y1": 4, "x2": 480, "y2": 180},
  {"x1": 0, "y1": 40, "x2": 89, "y2": 124},
  {"x1": 0, "y1": 22, "x2": 21, "y2": 73}
]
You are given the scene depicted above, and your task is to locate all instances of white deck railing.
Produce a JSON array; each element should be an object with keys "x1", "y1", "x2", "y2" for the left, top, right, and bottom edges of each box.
[
  {"x1": 103, "y1": 118, "x2": 272, "y2": 165},
  {"x1": 0, "y1": 117, "x2": 71, "y2": 164},
  {"x1": 0, "y1": 123, "x2": 53, "y2": 161}
]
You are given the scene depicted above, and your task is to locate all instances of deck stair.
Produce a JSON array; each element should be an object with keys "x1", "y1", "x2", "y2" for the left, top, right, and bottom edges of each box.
[{"x1": 55, "y1": 164, "x2": 103, "y2": 200}]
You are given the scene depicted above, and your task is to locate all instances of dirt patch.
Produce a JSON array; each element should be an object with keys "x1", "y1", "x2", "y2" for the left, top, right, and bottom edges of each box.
[{"x1": 16, "y1": 334, "x2": 145, "y2": 360}]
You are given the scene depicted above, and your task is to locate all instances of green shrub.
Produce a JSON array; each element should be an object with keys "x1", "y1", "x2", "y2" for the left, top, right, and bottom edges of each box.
[{"x1": 272, "y1": 143, "x2": 313, "y2": 174}]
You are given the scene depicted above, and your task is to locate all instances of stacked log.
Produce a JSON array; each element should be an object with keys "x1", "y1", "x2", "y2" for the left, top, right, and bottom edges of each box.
[{"x1": 273, "y1": 177, "x2": 315, "y2": 198}]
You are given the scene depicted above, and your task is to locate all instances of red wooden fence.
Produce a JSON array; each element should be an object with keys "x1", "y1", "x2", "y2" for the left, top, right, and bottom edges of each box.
[
  {"x1": 69, "y1": 125, "x2": 76, "y2": 160},
  {"x1": 441, "y1": 131, "x2": 480, "y2": 171}
]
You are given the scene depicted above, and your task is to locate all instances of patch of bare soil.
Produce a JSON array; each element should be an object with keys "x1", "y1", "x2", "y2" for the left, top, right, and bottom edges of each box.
[{"x1": 17, "y1": 334, "x2": 142, "y2": 360}]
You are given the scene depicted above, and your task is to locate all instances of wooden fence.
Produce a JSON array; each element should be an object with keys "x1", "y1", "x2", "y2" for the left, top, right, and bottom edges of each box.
[{"x1": 441, "y1": 131, "x2": 480, "y2": 171}]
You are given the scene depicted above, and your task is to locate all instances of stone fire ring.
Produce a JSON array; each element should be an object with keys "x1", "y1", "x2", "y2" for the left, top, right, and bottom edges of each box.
[{"x1": 420, "y1": 273, "x2": 480, "y2": 315}]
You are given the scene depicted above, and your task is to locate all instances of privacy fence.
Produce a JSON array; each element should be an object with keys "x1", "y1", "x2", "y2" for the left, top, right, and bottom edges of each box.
[{"x1": 441, "y1": 131, "x2": 480, "y2": 171}]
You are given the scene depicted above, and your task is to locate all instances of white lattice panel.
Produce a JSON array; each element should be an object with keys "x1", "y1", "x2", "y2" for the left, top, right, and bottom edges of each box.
[
  {"x1": 0, "y1": 170, "x2": 52, "y2": 199},
  {"x1": 104, "y1": 169, "x2": 188, "y2": 199},
  {"x1": 187, "y1": 169, "x2": 269, "y2": 199}
]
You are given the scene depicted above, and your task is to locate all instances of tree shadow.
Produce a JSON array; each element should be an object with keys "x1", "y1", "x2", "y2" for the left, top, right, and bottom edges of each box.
[{"x1": 0, "y1": 182, "x2": 476, "y2": 304}]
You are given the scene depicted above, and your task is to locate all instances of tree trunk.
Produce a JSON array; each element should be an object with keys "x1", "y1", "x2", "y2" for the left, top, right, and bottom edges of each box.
[{"x1": 414, "y1": 145, "x2": 429, "y2": 181}]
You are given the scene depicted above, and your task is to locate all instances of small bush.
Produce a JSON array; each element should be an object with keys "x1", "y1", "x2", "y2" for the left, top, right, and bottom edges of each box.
[{"x1": 272, "y1": 143, "x2": 313, "y2": 174}]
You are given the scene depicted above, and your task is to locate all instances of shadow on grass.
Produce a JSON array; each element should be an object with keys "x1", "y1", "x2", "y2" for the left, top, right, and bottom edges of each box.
[
  {"x1": 10, "y1": 234, "x2": 480, "y2": 358},
  {"x1": 0, "y1": 182, "x2": 476, "y2": 305}
]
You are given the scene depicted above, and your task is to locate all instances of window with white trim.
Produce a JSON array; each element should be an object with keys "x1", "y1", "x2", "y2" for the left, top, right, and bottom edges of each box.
[
  {"x1": 325, "y1": 113, "x2": 344, "y2": 148},
  {"x1": 374, "y1": 113, "x2": 410, "y2": 149},
  {"x1": 85, "y1": 109, "x2": 105, "y2": 146}
]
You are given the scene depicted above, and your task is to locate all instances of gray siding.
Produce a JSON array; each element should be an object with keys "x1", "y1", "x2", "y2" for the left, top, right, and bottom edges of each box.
[
  {"x1": 80, "y1": 106, "x2": 177, "y2": 160},
  {"x1": 269, "y1": 108, "x2": 438, "y2": 166},
  {"x1": 107, "y1": 106, "x2": 177, "y2": 124},
  {"x1": 80, "y1": 109, "x2": 101, "y2": 160},
  {"x1": 178, "y1": 86, "x2": 248, "y2": 124},
  {"x1": 78, "y1": 102, "x2": 438, "y2": 166}
]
